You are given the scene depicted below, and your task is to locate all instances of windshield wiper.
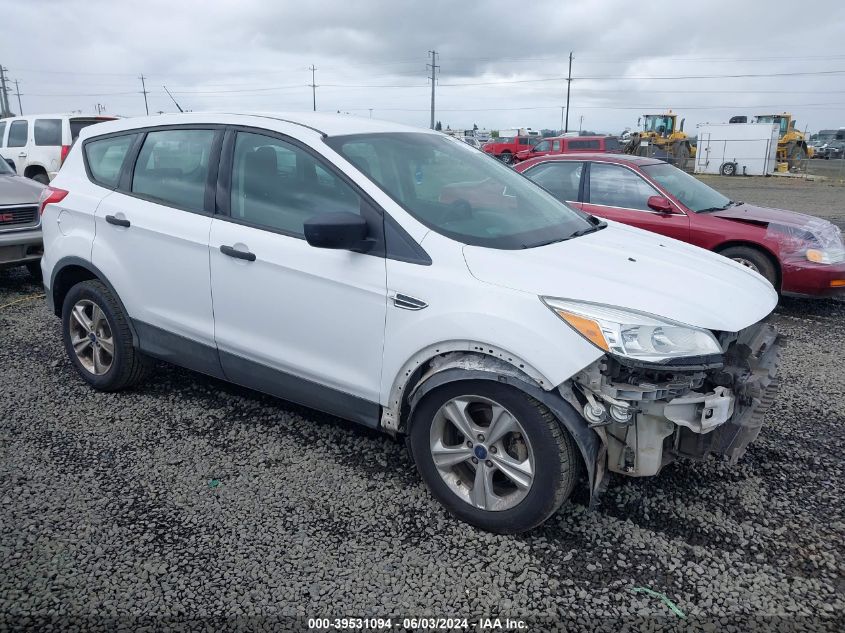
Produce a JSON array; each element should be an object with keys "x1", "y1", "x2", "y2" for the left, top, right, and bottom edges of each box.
[
  {"x1": 522, "y1": 221, "x2": 607, "y2": 248},
  {"x1": 698, "y1": 201, "x2": 735, "y2": 213}
]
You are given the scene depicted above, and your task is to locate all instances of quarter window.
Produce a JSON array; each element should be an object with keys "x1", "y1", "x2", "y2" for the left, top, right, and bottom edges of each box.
[
  {"x1": 525, "y1": 161, "x2": 584, "y2": 202},
  {"x1": 34, "y1": 119, "x2": 62, "y2": 146},
  {"x1": 230, "y1": 132, "x2": 362, "y2": 236},
  {"x1": 85, "y1": 134, "x2": 136, "y2": 187},
  {"x1": 0, "y1": 121, "x2": 6, "y2": 147},
  {"x1": 8, "y1": 120, "x2": 28, "y2": 147},
  {"x1": 552, "y1": 140, "x2": 560, "y2": 151},
  {"x1": 131, "y1": 129, "x2": 215, "y2": 212},
  {"x1": 588, "y1": 163, "x2": 658, "y2": 211}
]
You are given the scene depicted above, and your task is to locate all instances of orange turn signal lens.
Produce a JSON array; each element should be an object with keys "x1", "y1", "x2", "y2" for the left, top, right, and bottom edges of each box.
[
  {"x1": 831, "y1": 280, "x2": 845, "y2": 288},
  {"x1": 555, "y1": 310, "x2": 609, "y2": 351}
]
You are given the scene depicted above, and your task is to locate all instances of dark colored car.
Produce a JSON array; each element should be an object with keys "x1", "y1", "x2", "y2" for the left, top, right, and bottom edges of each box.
[
  {"x1": 514, "y1": 136, "x2": 621, "y2": 162},
  {"x1": 515, "y1": 154, "x2": 845, "y2": 297},
  {"x1": 0, "y1": 156, "x2": 46, "y2": 277}
]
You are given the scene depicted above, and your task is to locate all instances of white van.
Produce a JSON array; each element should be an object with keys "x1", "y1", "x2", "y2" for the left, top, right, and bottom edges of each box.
[{"x1": 0, "y1": 114, "x2": 116, "y2": 183}]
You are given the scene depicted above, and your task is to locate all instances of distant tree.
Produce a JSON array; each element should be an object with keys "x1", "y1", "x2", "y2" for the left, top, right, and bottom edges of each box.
[
  {"x1": 541, "y1": 129, "x2": 556, "y2": 138},
  {"x1": 491, "y1": 130, "x2": 499, "y2": 138},
  {"x1": 435, "y1": 121, "x2": 442, "y2": 131}
]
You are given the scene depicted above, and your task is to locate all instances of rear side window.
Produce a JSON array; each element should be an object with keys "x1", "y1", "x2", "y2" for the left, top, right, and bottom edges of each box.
[
  {"x1": 131, "y1": 129, "x2": 215, "y2": 212},
  {"x1": 8, "y1": 120, "x2": 28, "y2": 147},
  {"x1": 524, "y1": 161, "x2": 584, "y2": 202},
  {"x1": 0, "y1": 121, "x2": 6, "y2": 147},
  {"x1": 34, "y1": 119, "x2": 63, "y2": 146},
  {"x1": 70, "y1": 119, "x2": 111, "y2": 142},
  {"x1": 84, "y1": 134, "x2": 135, "y2": 188},
  {"x1": 605, "y1": 137, "x2": 620, "y2": 151}
]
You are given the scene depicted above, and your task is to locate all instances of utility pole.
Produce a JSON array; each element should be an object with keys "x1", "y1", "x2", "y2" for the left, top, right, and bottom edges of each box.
[
  {"x1": 427, "y1": 50, "x2": 439, "y2": 130},
  {"x1": 564, "y1": 51, "x2": 573, "y2": 133},
  {"x1": 96, "y1": 103, "x2": 106, "y2": 115},
  {"x1": 560, "y1": 106, "x2": 565, "y2": 134},
  {"x1": 579, "y1": 115, "x2": 584, "y2": 133},
  {"x1": 368, "y1": 108, "x2": 373, "y2": 119},
  {"x1": 308, "y1": 65, "x2": 317, "y2": 112},
  {"x1": 139, "y1": 74, "x2": 149, "y2": 115},
  {"x1": 0, "y1": 66, "x2": 12, "y2": 117},
  {"x1": 13, "y1": 79, "x2": 22, "y2": 115}
]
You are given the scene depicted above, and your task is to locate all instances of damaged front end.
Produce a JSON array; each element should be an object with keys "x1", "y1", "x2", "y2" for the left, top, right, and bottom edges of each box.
[{"x1": 566, "y1": 322, "x2": 781, "y2": 485}]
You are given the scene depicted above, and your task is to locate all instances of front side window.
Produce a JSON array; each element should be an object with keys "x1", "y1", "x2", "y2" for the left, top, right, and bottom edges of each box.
[
  {"x1": 524, "y1": 161, "x2": 584, "y2": 202},
  {"x1": 34, "y1": 119, "x2": 62, "y2": 146},
  {"x1": 588, "y1": 163, "x2": 658, "y2": 211},
  {"x1": 8, "y1": 120, "x2": 28, "y2": 147},
  {"x1": 230, "y1": 132, "x2": 362, "y2": 236},
  {"x1": 85, "y1": 134, "x2": 135, "y2": 187},
  {"x1": 325, "y1": 133, "x2": 594, "y2": 249},
  {"x1": 533, "y1": 140, "x2": 551, "y2": 152},
  {"x1": 642, "y1": 162, "x2": 731, "y2": 212},
  {"x1": 131, "y1": 129, "x2": 215, "y2": 212}
]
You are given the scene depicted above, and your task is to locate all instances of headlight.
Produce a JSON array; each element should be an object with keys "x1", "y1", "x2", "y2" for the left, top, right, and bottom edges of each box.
[
  {"x1": 806, "y1": 247, "x2": 845, "y2": 264},
  {"x1": 541, "y1": 298, "x2": 722, "y2": 362}
]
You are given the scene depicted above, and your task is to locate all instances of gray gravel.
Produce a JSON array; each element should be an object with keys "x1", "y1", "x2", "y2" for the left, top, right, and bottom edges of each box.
[{"x1": 1, "y1": 261, "x2": 844, "y2": 630}]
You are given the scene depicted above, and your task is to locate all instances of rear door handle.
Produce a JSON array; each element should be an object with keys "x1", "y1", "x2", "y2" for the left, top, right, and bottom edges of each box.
[
  {"x1": 105, "y1": 215, "x2": 130, "y2": 227},
  {"x1": 220, "y1": 245, "x2": 256, "y2": 261}
]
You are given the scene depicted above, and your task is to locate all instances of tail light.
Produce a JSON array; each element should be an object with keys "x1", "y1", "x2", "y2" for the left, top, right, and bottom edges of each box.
[
  {"x1": 60, "y1": 145, "x2": 71, "y2": 165},
  {"x1": 38, "y1": 186, "x2": 69, "y2": 216}
]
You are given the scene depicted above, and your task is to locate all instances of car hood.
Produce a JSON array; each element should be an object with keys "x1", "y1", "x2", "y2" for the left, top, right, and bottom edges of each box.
[
  {"x1": 463, "y1": 221, "x2": 777, "y2": 333},
  {"x1": 0, "y1": 174, "x2": 46, "y2": 205},
  {"x1": 710, "y1": 202, "x2": 823, "y2": 230}
]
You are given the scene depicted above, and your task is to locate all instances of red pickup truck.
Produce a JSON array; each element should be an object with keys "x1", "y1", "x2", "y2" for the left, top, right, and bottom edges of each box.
[{"x1": 482, "y1": 135, "x2": 540, "y2": 164}]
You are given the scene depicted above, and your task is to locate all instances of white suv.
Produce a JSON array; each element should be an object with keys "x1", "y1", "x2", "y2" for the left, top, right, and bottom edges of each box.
[
  {"x1": 0, "y1": 114, "x2": 116, "y2": 183},
  {"x1": 40, "y1": 113, "x2": 781, "y2": 533}
]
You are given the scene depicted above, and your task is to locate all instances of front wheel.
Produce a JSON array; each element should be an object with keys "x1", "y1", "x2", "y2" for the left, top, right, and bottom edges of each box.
[
  {"x1": 409, "y1": 381, "x2": 578, "y2": 533},
  {"x1": 499, "y1": 152, "x2": 513, "y2": 165},
  {"x1": 720, "y1": 245, "x2": 778, "y2": 289}
]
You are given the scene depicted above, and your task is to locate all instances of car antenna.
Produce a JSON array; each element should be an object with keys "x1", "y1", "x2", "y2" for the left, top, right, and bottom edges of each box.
[{"x1": 163, "y1": 85, "x2": 184, "y2": 113}]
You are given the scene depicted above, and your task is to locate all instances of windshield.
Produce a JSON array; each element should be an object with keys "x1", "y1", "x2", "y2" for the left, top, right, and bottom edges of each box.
[
  {"x1": 641, "y1": 162, "x2": 731, "y2": 212},
  {"x1": 325, "y1": 132, "x2": 594, "y2": 249},
  {"x1": 0, "y1": 157, "x2": 13, "y2": 175}
]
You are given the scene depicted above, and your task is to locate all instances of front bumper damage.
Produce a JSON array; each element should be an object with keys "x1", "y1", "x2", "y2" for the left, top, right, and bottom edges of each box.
[{"x1": 567, "y1": 322, "x2": 781, "y2": 490}]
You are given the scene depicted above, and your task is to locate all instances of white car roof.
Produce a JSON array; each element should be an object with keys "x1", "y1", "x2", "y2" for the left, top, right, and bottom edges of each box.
[{"x1": 75, "y1": 111, "x2": 435, "y2": 142}]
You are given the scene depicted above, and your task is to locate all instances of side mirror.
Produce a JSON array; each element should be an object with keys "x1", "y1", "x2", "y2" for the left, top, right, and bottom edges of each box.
[
  {"x1": 647, "y1": 195, "x2": 675, "y2": 214},
  {"x1": 304, "y1": 212, "x2": 372, "y2": 252}
]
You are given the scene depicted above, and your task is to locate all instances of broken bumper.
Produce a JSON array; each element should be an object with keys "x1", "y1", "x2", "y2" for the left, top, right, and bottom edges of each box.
[{"x1": 571, "y1": 322, "x2": 781, "y2": 482}]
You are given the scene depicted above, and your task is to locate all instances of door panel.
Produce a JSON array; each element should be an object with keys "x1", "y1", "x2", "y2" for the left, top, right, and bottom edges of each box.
[
  {"x1": 209, "y1": 130, "x2": 387, "y2": 406},
  {"x1": 584, "y1": 162, "x2": 689, "y2": 242}
]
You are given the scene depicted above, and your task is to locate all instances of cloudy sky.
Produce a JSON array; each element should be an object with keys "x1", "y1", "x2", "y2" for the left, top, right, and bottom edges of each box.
[{"x1": 3, "y1": 0, "x2": 845, "y2": 134}]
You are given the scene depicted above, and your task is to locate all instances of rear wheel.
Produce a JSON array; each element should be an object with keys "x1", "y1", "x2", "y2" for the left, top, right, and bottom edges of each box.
[
  {"x1": 720, "y1": 162, "x2": 737, "y2": 176},
  {"x1": 409, "y1": 381, "x2": 577, "y2": 533},
  {"x1": 31, "y1": 172, "x2": 49, "y2": 185},
  {"x1": 61, "y1": 280, "x2": 153, "y2": 391},
  {"x1": 674, "y1": 142, "x2": 690, "y2": 167},
  {"x1": 719, "y1": 246, "x2": 778, "y2": 288}
]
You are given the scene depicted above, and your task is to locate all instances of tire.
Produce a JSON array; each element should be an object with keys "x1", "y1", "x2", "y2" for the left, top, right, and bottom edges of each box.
[
  {"x1": 409, "y1": 380, "x2": 578, "y2": 534},
  {"x1": 719, "y1": 246, "x2": 778, "y2": 288},
  {"x1": 674, "y1": 142, "x2": 690, "y2": 167},
  {"x1": 499, "y1": 152, "x2": 513, "y2": 165},
  {"x1": 25, "y1": 261, "x2": 42, "y2": 280},
  {"x1": 61, "y1": 280, "x2": 153, "y2": 391},
  {"x1": 31, "y1": 172, "x2": 49, "y2": 185},
  {"x1": 719, "y1": 162, "x2": 737, "y2": 176}
]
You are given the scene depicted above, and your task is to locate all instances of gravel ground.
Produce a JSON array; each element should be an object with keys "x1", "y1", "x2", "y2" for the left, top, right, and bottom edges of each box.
[{"x1": 2, "y1": 248, "x2": 844, "y2": 630}]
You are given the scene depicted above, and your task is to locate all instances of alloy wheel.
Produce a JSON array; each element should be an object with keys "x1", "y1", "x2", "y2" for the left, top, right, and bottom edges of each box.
[
  {"x1": 68, "y1": 299, "x2": 115, "y2": 375},
  {"x1": 429, "y1": 395, "x2": 535, "y2": 512},
  {"x1": 731, "y1": 257, "x2": 761, "y2": 273}
]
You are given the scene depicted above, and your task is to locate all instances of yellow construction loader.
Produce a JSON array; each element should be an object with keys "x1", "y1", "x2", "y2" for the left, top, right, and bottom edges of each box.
[
  {"x1": 750, "y1": 113, "x2": 811, "y2": 168},
  {"x1": 623, "y1": 111, "x2": 695, "y2": 165}
]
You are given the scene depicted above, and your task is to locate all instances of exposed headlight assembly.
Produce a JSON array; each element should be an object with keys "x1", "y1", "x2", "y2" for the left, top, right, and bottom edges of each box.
[
  {"x1": 542, "y1": 298, "x2": 722, "y2": 362},
  {"x1": 805, "y1": 247, "x2": 845, "y2": 265}
]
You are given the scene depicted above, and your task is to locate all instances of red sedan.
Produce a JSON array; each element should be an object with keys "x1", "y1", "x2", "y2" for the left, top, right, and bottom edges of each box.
[{"x1": 515, "y1": 154, "x2": 845, "y2": 297}]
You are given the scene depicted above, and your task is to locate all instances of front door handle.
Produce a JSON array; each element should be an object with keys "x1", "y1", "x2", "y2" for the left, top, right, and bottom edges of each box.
[
  {"x1": 18, "y1": 152, "x2": 27, "y2": 158},
  {"x1": 105, "y1": 215, "x2": 130, "y2": 227},
  {"x1": 220, "y1": 244, "x2": 256, "y2": 261}
]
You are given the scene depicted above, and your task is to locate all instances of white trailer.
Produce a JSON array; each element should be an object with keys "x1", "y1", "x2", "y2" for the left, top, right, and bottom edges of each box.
[{"x1": 694, "y1": 123, "x2": 779, "y2": 176}]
